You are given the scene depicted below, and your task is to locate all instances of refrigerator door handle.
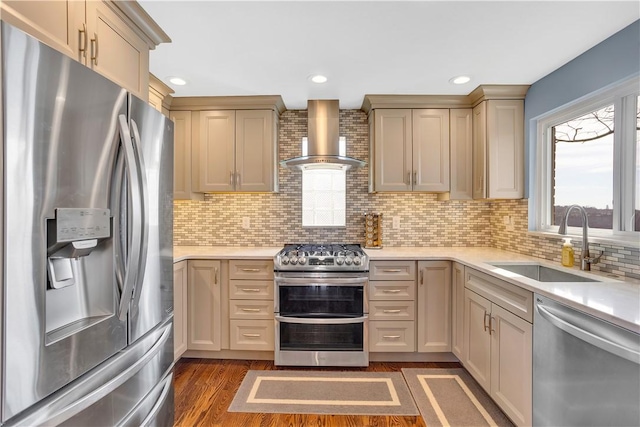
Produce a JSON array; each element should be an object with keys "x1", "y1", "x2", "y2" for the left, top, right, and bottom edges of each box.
[
  {"x1": 117, "y1": 114, "x2": 144, "y2": 321},
  {"x1": 128, "y1": 119, "x2": 150, "y2": 318},
  {"x1": 138, "y1": 372, "x2": 174, "y2": 427},
  {"x1": 112, "y1": 151, "x2": 126, "y2": 293}
]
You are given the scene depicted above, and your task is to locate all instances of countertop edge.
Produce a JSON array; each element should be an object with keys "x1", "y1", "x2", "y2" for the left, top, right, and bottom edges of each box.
[{"x1": 173, "y1": 246, "x2": 640, "y2": 333}]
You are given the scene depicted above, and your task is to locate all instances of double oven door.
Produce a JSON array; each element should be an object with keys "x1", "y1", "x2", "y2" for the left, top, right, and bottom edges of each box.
[{"x1": 274, "y1": 272, "x2": 369, "y2": 366}]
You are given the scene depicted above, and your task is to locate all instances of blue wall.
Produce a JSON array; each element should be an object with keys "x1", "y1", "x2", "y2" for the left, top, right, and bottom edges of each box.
[{"x1": 525, "y1": 19, "x2": 640, "y2": 201}]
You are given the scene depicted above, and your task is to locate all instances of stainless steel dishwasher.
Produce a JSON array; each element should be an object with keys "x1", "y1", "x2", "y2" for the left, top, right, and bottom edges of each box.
[{"x1": 533, "y1": 294, "x2": 640, "y2": 427}]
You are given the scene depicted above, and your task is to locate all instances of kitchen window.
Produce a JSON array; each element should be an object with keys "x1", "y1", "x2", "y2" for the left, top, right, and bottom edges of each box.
[
  {"x1": 534, "y1": 78, "x2": 639, "y2": 240},
  {"x1": 301, "y1": 137, "x2": 347, "y2": 227}
]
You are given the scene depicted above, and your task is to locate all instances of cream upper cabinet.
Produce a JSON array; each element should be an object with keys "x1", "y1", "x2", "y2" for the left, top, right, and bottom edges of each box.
[
  {"x1": 463, "y1": 268, "x2": 533, "y2": 426},
  {"x1": 449, "y1": 109, "x2": 473, "y2": 200},
  {"x1": 412, "y1": 109, "x2": 450, "y2": 192},
  {"x1": 1, "y1": 0, "x2": 169, "y2": 101},
  {"x1": 235, "y1": 110, "x2": 277, "y2": 192},
  {"x1": 417, "y1": 261, "x2": 451, "y2": 352},
  {"x1": 173, "y1": 261, "x2": 188, "y2": 361},
  {"x1": 451, "y1": 262, "x2": 465, "y2": 360},
  {"x1": 372, "y1": 109, "x2": 412, "y2": 191},
  {"x1": 1, "y1": 1, "x2": 85, "y2": 61},
  {"x1": 197, "y1": 110, "x2": 236, "y2": 192},
  {"x1": 85, "y1": 1, "x2": 149, "y2": 99},
  {"x1": 472, "y1": 99, "x2": 524, "y2": 199},
  {"x1": 187, "y1": 260, "x2": 222, "y2": 351},
  {"x1": 371, "y1": 109, "x2": 450, "y2": 192},
  {"x1": 171, "y1": 111, "x2": 199, "y2": 200},
  {"x1": 195, "y1": 109, "x2": 277, "y2": 192}
]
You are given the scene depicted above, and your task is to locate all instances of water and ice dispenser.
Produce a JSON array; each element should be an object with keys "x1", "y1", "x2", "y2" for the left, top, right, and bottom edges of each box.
[{"x1": 46, "y1": 208, "x2": 111, "y2": 289}]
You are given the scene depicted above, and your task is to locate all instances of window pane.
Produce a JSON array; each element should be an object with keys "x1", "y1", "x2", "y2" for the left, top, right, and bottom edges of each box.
[
  {"x1": 635, "y1": 96, "x2": 640, "y2": 231},
  {"x1": 552, "y1": 104, "x2": 614, "y2": 229},
  {"x1": 302, "y1": 169, "x2": 346, "y2": 227}
]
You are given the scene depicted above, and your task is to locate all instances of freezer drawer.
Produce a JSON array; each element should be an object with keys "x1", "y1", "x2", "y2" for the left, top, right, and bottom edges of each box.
[{"x1": 5, "y1": 319, "x2": 174, "y2": 426}]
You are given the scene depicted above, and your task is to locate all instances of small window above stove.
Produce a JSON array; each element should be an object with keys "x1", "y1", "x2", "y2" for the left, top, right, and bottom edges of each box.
[{"x1": 302, "y1": 168, "x2": 346, "y2": 227}]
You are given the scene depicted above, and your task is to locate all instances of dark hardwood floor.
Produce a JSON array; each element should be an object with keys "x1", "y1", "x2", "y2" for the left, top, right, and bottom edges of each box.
[{"x1": 173, "y1": 358, "x2": 461, "y2": 427}]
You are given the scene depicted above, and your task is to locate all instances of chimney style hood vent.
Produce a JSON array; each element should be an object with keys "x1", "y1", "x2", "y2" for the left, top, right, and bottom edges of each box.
[{"x1": 280, "y1": 100, "x2": 366, "y2": 171}]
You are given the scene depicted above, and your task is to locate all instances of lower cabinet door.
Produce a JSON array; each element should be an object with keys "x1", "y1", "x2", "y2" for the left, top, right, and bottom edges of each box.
[
  {"x1": 490, "y1": 304, "x2": 532, "y2": 426},
  {"x1": 463, "y1": 289, "x2": 491, "y2": 391},
  {"x1": 187, "y1": 260, "x2": 221, "y2": 351},
  {"x1": 230, "y1": 319, "x2": 274, "y2": 351},
  {"x1": 369, "y1": 320, "x2": 416, "y2": 352}
]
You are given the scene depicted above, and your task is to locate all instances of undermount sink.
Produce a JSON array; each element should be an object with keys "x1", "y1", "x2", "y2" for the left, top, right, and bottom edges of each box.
[{"x1": 490, "y1": 263, "x2": 601, "y2": 282}]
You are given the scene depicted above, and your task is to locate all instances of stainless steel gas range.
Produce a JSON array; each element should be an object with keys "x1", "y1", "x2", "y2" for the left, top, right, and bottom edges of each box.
[{"x1": 273, "y1": 244, "x2": 370, "y2": 367}]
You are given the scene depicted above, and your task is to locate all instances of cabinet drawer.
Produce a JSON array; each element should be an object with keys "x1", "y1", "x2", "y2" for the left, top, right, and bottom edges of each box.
[
  {"x1": 369, "y1": 261, "x2": 415, "y2": 281},
  {"x1": 369, "y1": 321, "x2": 416, "y2": 352},
  {"x1": 369, "y1": 281, "x2": 416, "y2": 300},
  {"x1": 229, "y1": 260, "x2": 274, "y2": 280},
  {"x1": 229, "y1": 320, "x2": 274, "y2": 351},
  {"x1": 229, "y1": 300, "x2": 274, "y2": 320},
  {"x1": 466, "y1": 268, "x2": 533, "y2": 323},
  {"x1": 229, "y1": 280, "x2": 273, "y2": 299},
  {"x1": 369, "y1": 301, "x2": 415, "y2": 321}
]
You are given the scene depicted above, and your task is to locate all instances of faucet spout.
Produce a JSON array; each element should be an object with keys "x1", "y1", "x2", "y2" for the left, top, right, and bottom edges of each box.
[{"x1": 558, "y1": 204, "x2": 595, "y2": 270}]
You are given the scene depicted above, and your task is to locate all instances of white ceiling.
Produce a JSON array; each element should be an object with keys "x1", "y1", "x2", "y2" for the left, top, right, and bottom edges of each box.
[{"x1": 140, "y1": 1, "x2": 639, "y2": 110}]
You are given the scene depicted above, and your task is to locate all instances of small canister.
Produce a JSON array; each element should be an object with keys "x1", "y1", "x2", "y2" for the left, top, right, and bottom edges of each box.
[{"x1": 364, "y1": 212, "x2": 383, "y2": 249}]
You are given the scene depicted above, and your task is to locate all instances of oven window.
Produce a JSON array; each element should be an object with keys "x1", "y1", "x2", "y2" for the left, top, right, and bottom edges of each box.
[
  {"x1": 279, "y1": 322, "x2": 363, "y2": 351},
  {"x1": 278, "y1": 285, "x2": 364, "y2": 316}
]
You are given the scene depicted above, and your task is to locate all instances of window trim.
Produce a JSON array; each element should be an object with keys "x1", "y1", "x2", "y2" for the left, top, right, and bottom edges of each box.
[{"x1": 531, "y1": 76, "x2": 639, "y2": 244}]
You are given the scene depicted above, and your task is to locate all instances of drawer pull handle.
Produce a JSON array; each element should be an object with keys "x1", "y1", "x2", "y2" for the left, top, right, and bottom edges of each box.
[
  {"x1": 382, "y1": 289, "x2": 401, "y2": 293},
  {"x1": 483, "y1": 312, "x2": 490, "y2": 332},
  {"x1": 383, "y1": 309, "x2": 401, "y2": 313},
  {"x1": 383, "y1": 335, "x2": 401, "y2": 339},
  {"x1": 382, "y1": 269, "x2": 402, "y2": 273},
  {"x1": 241, "y1": 268, "x2": 261, "y2": 272},
  {"x1": 242, "y1": 333, "x2": 260, "y2": 338},
  {"x1": 241, "y1": 308, "x2": 261, "y2": 312},
  {"x1": 241, "y1": 288, "x2": 261, "y2": 292}
]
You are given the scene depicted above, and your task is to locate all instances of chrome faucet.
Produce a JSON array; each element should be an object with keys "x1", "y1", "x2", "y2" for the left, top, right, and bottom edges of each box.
[{"x1": 558, "y1": 205, "x2": 600, "y2": 271}]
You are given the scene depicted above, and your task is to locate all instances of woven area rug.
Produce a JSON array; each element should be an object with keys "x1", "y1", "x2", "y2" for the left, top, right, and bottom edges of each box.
[
  {"x1": 228, "y1": 370, "x2": 419, "y2": 416},
  {"x1": 402, "y1": 368, "x2": 514, "y2": 427}
]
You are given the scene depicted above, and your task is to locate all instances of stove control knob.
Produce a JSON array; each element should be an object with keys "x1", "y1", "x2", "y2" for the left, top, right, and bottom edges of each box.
[
  {"x1": 290, "y1": 257, "x2": 298, "y2": 265},
  {"x1": 353, "y1": 256, "x2": 361, "y2": 265},
  {"x1": 281, "y1": 256, "x2": 290, "y2": 265},
  {"x1": 298, "y1": 256, "x2": 307, "y2": 265},
  {"x1": 345, "y1": 257, "x2": 353, "y2": 265},
  {"x1": 336, "y1": 257, "x2": 345, "y2": 265}
]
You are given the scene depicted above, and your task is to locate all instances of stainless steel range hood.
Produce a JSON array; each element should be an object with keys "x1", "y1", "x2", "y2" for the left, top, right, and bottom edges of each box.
[{"x1": 280, "y1": 99, "x2": 366, "y2": 170}]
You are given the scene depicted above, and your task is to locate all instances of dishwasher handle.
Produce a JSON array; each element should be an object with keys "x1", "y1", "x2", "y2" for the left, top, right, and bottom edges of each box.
[{"x1": 536, "y1": 303, "x2": 640, "y2": 365}]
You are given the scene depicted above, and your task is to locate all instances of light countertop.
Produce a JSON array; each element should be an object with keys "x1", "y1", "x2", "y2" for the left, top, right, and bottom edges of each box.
[{"x1": 174, "y1": 245, "x2": 640, "y2": 333}]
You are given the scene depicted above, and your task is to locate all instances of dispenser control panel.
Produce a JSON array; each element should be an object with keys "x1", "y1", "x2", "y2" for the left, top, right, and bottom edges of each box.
[{"x1": 56, "y1": 208, "x2": 111, "y2": 242}]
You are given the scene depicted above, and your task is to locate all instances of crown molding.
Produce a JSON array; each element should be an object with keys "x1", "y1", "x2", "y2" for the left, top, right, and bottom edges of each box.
[
  {"x1": 361, "y1": 85, "x2": 530, "y2": 113},
  {"x1": 169, "y1": 95, "x2": 286, "y2": 115}
]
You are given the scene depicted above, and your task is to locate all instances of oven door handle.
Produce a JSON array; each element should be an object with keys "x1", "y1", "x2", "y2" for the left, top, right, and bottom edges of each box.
[
  {"x1": 274, "y1": 277, "x2": 368, "y2": 286},
  {"x1": 275, "y1": 315, "x2": 368, "y2": 325}
]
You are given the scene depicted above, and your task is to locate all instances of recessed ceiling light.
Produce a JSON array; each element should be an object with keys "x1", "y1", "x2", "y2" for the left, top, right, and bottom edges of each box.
[
  {"x1": 168, "y1": 76, "x2": 187, "y2": 86},
  {"x1": 309, "y1": 74, "x2": 328, "y2": 84},
  {"x1": 449, "y1": 75, "x2": 471, "y2": 85}
]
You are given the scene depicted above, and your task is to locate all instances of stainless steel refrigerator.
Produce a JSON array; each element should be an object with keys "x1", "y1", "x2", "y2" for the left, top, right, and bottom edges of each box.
[{"x1": 0, "y1": 22, "x2": 174, "y2": 426}]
